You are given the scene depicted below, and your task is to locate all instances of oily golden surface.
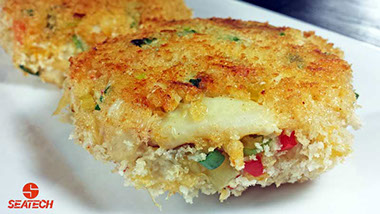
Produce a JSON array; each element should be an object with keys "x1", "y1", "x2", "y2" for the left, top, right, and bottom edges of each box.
[
  {"x1": 0, "y1": 0, "x2": 192, "y2": 85},
  {"x1": 70, "y1": 17, "x2": 356, "y2": 138},
  {"x1": 66, "y1": 18, "x2": 357, "y2": 174}
]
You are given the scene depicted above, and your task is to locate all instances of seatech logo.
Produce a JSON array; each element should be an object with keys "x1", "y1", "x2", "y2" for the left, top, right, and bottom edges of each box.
[
  {"x1": 8, "y1": 183, "x2": 54, "y2": 209},
  {"x1": 23, "y1": 183, "x2": 39, "y2": 199}
]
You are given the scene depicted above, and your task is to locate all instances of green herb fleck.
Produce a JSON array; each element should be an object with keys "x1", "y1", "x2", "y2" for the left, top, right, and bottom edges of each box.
[
  {"x1": 199, "y1": 150, "x2": 225, "y2": 170},
  {"x1": 177, "y1": 27, "x2": 197, "y2": 36},
  {"x1": 189, "y1": 78, "x2": 201, "y2": 88},
  {"x1": 289, "y1": 54, "x2": 304, "y2": 69},
  {"x1": 243, "y1": 137, "x2": 272, "y2": 156},
  {"x1": 130, "y1": 21, "x2": 137, "y2": 28},
  {"x1": 104, "y1": 85, "x2": 111, "y2": 94},
  {"x1": 135, "y1": 73, "x2": 147, "y2": 80},
  {"x1": 19, "y1": 65, "x2": 39, "y2": 76},
  {"x1": 264, "y1": 139, "x2": 272, "y2": 146},
  {"x1": 227, "y1": 35, "x2": 240, "y2": 42},
  {"x1": 72, "y1": 34, "x2": 85, "y2": 52},
  {"x1": 184, "y1": 27, "x2": 197, "y2": 33},
  {"x1": 100, "y1": 85, "x2": 111, "y2": 102},
  {"x1": 279, "y1": 32, "x2": 285, "y2": 36},
  {"x1": 96, "y1": 84, "x2": 112, "y2": 109},
  {"x1": 67, "y1": 22, "x2": 78, "y2": 27},
  {"x1": 131, "y1": 38, "x2": 157, "y2": 47},
  {"x1": 94, "y1": 104, "x2": 101, "y2": 111},
  {"x1": 243, "y1": 148, "x2": 259, "y2": 156},
  {"x1": 355, "y1": 92, "x2": 359, "y2": 100},
  {"x1": 231, "y1": 36, "x2": 240, "y2": 41},
  {"x1": 126, "y1": 9, "x2": 140, "y2": 29},
  {"x1": 129, "y1": 15, "x2": 140, "y2": 29},
  {"x1": 23, "y1": 9, "x2": 34, "y2": 17}
]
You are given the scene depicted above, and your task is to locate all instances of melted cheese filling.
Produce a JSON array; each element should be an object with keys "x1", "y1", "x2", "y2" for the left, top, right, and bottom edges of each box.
[{"x1": 153, "y1": 97, "x2": 280, "y2": 148}]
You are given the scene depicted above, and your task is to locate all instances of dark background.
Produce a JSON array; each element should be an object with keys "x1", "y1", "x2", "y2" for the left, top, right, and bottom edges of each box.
[{"x1": 242, "y1": 0, "x2": 380, "y2": 47}]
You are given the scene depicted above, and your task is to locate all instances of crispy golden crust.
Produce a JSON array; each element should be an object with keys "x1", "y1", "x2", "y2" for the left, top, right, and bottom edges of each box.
[
  {"x1": 64, "y1": 18, "x2": 358, "y2": 201},
  {"x1": 70, "y1": 18, "x2": 356, "y2": 138},
  {"x1": 0, "y1": 0, "x2": 192, "y2": 85}
]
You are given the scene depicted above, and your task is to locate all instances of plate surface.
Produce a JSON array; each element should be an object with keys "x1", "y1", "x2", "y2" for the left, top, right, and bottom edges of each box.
[{"x1": 1, "y1": 0, "x2": 379, "y2": 213}]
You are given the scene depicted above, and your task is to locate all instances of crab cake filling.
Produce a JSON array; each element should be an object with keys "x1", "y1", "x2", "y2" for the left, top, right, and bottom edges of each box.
[
  {"x1": 60, "y1": 18, "x2": 359, "y2": 203},
  {"x1": 152, "y1": 97, "x2": 280, "y2": 169},
  {"x1": 154, "y1": 97, "x2": 279, "y2": 149}
]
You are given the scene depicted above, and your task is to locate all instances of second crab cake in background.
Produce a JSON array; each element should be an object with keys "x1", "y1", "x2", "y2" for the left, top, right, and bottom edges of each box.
[
  {"x1": 0, "y1": 0, "x2": 192, "y2": 86},
  {"x1": 59, "y1": 18, "x2": 359, "y2": 203}
]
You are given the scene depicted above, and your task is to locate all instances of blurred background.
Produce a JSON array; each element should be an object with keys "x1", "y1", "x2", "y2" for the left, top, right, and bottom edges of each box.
[{"x1": 242, "y1": 0, "x2": 380, "y2": 47}]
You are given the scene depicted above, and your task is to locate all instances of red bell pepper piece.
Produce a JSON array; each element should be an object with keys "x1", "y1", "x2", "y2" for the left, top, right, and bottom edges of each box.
[
  {"x1": 13, "y1": 20, "x2": 26, "y2": 45},
  {"x1": 279, "y1": 131, "x2": 297, "y2": 151},
  {"x1": 244, "y1": 156, "x2": 264, "y2": 177}
]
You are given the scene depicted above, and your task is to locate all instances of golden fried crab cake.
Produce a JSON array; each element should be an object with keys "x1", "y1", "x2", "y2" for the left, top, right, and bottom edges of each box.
[
  {"x1": 59, "y1": 18, "x2": 360, "y2": 203},
  {"x1": 0, "y1": 0, "x2": 192, "y2": 86}
]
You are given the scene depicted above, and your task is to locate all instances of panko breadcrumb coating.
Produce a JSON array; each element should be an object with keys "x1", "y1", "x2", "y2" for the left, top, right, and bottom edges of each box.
[
  {"x1": 0, "y1": 0, "x2": 192, "y2": 86},
  {"x1": 59, "y1": 18, "x2": 360, "y2": 203}
]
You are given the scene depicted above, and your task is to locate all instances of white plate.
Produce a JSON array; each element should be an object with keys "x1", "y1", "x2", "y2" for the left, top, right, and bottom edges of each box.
[{"x1": 1, "y1": 0, "x2": 379, "y2": 213}]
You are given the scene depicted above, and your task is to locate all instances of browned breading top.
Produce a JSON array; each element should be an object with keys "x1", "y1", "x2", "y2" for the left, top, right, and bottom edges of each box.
[{"x1": 69, "y1": 18, "x2": 356, "y2": 144}]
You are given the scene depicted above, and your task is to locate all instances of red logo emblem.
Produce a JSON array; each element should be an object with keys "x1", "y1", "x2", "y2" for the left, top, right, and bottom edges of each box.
[
  {"x1": 8, "y1": 183, "x2": 54, "y2": 209},
  {"x1": 22, "y1": 183, "x2": 39, "y2": 199}
]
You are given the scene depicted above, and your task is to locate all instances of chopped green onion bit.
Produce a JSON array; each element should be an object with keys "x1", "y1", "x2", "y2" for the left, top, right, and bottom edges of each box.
[
  {"x1": 242, "y1": 136, "x2": 272, "y2": 157},
  {"x1": 355, "y1": 92, "x2": 359, "y2": 100},
  {"x1": 130, "y1": 21, "x2": 138, "y2": 28},
  {"x1": 243, "y1": 148, "x2": 259, "y2": 156},
  {"x1": 177, "y1": 27, "x2": 197, "y2": 36},
  {"x1": 231, "y1": 36, "x2": 240, "y2": 42},
  {"x1": 100, "y1": 86, "x2": 111, "y2": 102},
  {"x1": 184, "y1": 27, "x2": 197, "y2": 33},
  {"x1": 227, "y1": 35, "x2": 240, "y2": 42},
  {"x1": 279, "y1": 32, "x2": 285, "y2": 36},
  {"x1": 199, "y1": 150, "x2": 225, "y2": 170},
  {"x1": 95, "y1": 84, "x2": 112, "y2": 110},
  {"x1": 23, "y1": 9, "x2": 34, "y2": 16},
  {"x1": 94, "y1": 104, "x2": 101, "y2": 111},
  {"x1": 72, "y1": 34, "x2": 85, "y2": 52},
  {"x1": 19, "y1": 65, "x2": 39, "y2": 76},
  {"x1": 104, "y1": 85, "x2": 111, "y2": 94},
  {"x1": 135, "y1": 73, "x2": 147, "y2": 80},
  {"x1": 189, "y1": 78, "x2": 201, "y2": 88},
  {"x1": 130, "y1": 38, "x2": 157, "y2": 47}
]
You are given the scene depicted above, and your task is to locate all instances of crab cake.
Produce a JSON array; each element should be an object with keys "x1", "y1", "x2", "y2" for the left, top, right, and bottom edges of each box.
[
  {"x1": 0, "y1": 0, "x2": 192, "y2": 86},
  {"x1": 59, "y1": 18, "x2": 360, "y2": 203}
]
